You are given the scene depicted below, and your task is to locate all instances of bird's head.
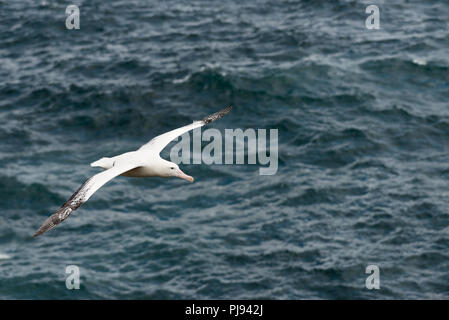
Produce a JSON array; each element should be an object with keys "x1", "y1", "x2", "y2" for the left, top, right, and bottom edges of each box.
[{"x1": 164, "y1": 162, "x2": 194, "y2": 183}]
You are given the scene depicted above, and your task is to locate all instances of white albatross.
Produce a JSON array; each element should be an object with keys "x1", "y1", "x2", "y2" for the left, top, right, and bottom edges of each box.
[{"x1": 33, "y1": 106, "x2": 232, "y2": 237}]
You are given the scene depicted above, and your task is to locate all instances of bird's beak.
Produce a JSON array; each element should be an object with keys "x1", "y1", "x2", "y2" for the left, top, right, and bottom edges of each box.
[{"x1": 176, "y1": 169, "x2": 194, "y2": 183}]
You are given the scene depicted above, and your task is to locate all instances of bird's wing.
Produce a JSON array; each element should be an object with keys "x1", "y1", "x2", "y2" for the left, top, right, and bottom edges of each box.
[
  {"x1": 33, "y1": 161, "x2": 142, "y2": 237},
  {"x1": 138, "y1": 106, "x2": 232, "y2": 154}
]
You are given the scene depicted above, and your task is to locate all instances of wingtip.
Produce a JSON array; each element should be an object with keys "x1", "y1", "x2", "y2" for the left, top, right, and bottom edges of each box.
[
  {"x1": 32, "y1": 225, "x2": 49, "y2": 238},
  {"x1": 203, "y1": 105, "x2": 232, "y2": 124},
  {"x1": 33, "y1": 228, "x2": 44, "y2": 238},
  {"x1": 222, "y1": 105, "x2": 232, "y2": 114},
  {"x1": 33, "y1": 215, "x2": 58, "y2": 238}
]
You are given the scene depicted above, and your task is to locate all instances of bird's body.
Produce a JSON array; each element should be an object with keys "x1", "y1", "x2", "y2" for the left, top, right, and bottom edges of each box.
[
  {"x1": 91, "y1": 151, "x2": 169, "y2": 177},
  {"x1": 121, "y1": 163, "x2": 164, "y2": 178},
  {"x1": 33, "y1": 106, "x2": 232, "y2": 237}
]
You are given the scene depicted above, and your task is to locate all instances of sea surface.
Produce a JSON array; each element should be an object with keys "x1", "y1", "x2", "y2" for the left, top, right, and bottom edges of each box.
[{"x1": 1, "y1": 0, "x2": 449, "y2": 299}]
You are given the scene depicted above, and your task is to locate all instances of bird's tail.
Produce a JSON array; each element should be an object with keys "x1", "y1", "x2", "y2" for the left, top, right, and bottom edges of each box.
[{"x1": 90, "y1": 157, "x2": 114, "y2": 169}]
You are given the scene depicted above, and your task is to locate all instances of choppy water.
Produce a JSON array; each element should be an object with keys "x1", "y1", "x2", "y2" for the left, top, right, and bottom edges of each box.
[{"x1": 1, "y1": 0, "x2": 449, "y2": 299}]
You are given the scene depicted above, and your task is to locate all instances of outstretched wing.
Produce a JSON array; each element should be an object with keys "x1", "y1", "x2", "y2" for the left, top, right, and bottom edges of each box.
[
  {"x1": 138, "y1": 106, "x2": 232, "y2": 154},
  {"x1": 33, "y1": 162, "x2": 141, "y2": 237}
]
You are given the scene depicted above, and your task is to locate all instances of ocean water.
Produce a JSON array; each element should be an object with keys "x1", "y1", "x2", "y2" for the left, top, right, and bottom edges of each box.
[{"x1": 1, "y1": 0, "x2": 449, "y2": 299}]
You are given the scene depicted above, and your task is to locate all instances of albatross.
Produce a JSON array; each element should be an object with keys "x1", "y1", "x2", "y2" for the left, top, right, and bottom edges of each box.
[{"x1": 33, "y1": 106, "x2": 232, "y2": 237}]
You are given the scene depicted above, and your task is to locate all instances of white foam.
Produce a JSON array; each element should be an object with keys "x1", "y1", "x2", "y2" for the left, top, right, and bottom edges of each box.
[
  {"x1": 0, "y1": 253, "x2": 11, "y2": 260},
  {"x1": 173, "y1": 74, "x2": 191, "y2": 84},
  {"x1": 413, "y1": 58, "x2": 427, "y2": 66}
]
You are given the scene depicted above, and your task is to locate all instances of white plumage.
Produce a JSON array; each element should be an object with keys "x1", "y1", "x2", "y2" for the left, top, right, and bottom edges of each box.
[{"x1": 33, "y1": 106, "x2": 232, "y2": 237}]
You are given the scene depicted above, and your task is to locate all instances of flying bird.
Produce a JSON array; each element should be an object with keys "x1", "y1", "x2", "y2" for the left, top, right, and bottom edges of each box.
[{"x1": 33, "y1": 106, "x2": 232, "y2": 237}]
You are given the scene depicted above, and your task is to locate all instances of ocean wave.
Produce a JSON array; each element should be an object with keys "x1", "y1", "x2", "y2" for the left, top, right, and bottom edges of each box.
[{"x1": 1, "y1": 0, "x2": 449, "y2": 299}]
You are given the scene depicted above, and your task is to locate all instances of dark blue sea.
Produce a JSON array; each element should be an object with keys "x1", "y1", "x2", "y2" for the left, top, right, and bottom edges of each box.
[{"x1": 1, "y1": 0, "x2": 449, "y2": 299}]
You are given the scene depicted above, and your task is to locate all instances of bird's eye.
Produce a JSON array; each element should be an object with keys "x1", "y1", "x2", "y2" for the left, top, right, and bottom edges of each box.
[{"x1": 170, "y1": 167, "x2": 174, "y2": 170}]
